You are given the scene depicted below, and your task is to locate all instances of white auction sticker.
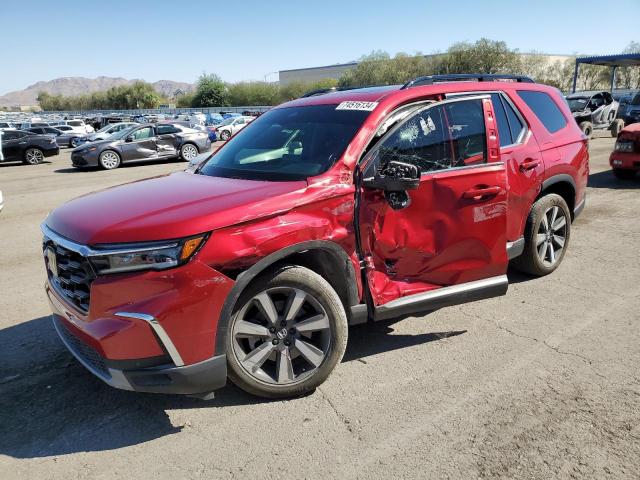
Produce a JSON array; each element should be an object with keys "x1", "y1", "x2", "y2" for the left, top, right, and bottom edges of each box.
[{"x1": 336, "y1": 101, "x2": 379, "y2": 111}]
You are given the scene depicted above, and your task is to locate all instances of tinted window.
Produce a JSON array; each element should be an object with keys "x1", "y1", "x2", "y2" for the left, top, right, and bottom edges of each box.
[
  {"x1": 130, "y1": 127, "x2": 154, "y2": 140},
  {"x1": 517, "y1": 90, "x2": 567, "y2": 134},
  {"x1": 490, "y1": 94, "x2": 512, "y2": 147},
  {"x1": 3, "y1": 131, "x2": 19, "y2": 140},
  {"x1": 199, "y1": 105, "x2": 370, "y2": 181},
  {"x1": 157, "y1": 125, "x2": 180, "y2": 135},
  {"x1": 503, "y1": 97, "x2": 525, "y2": 143}
]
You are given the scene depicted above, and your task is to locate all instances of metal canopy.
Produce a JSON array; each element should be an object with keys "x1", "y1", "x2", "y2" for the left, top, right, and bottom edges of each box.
[{"x1": 572, "y1": 53, "x2": 640, "y2": 93}]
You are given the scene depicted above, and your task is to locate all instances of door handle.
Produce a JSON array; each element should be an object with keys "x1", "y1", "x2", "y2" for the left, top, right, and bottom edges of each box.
[
  {"x1": 519, "y1": 159, "x2": 540, "y2": 171},
  {"x1": 462, "y1": 186, "x2": 502, "y2": 200}
]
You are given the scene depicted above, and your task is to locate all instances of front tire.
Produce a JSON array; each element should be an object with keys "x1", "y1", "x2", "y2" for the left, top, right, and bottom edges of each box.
[
  {"x1": 23, "y1": 148, "x2": 44, "y2": 165},
  {"x1": 180, "y1": 143, "x2": 199, "y2": 161},
  {"x1": 610, "y1": 119, "x2": 624, "y2": 137},
  {"x1": 227, "y1": 265, "x2": 348, "y2": 399},
  {"x1": 98, "y1": 150, "x2": 121, "y2": 170},
  {"x1": 579, "y1": 121, "x2": 592, "y2": 137},
  {"x1": 512, "y1": 194, "x2": 571, "y2": 276}
]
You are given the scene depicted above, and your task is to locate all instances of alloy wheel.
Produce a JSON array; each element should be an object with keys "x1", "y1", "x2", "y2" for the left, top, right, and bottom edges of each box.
[
  {"x1": 100, "y1": 151, "x2": 120, "y2": 169},
  {"x1": 181, "y1": 144, "x2": 198, "y2": 160},
  {"x1": 25, "y1": 148, "x2": 43, "y2": 164},
  {"x1": 536, "y1": 205, "x2": 567, "y2": 267},
  {"x1": 231, "y1": 287, "x2": 332, "y2": 385}
]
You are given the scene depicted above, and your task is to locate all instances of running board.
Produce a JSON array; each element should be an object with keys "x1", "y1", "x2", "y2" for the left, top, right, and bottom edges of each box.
[{"x1": 373, "y1": 275, "x2": 508, "y2": 321}]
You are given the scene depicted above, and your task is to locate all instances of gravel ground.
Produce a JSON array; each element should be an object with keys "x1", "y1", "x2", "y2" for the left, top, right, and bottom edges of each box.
[{"x1": 0, "y1": 135, "x2": 638, "y2": 479}]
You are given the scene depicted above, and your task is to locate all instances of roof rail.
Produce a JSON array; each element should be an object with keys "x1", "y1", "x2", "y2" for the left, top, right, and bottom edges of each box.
[
  {"x1": 299, "y1": 85, "x2": 375, "y2": 98},
  {"x1": 401, "y1": 74, "x2": 535, "y2": 89}
]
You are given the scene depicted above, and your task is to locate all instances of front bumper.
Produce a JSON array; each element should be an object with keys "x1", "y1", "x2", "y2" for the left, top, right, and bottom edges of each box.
[
  {"x1": 52, "y1": 313, "x2": 227, "y2": 394},
  {"x1": 71, "y1": 150, "x2": 99, "y2": 167},
  {"x1": 610, "y1": 151, "x2": 640, "y2": 171}
]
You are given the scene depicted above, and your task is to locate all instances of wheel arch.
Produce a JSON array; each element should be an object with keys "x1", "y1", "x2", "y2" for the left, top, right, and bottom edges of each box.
[
  {"x1": 214, "y1": 240, "x2": 360, "y2": 356},
  {"x1": 539, "y1": 174, "x2": 576, "y2": 219}
]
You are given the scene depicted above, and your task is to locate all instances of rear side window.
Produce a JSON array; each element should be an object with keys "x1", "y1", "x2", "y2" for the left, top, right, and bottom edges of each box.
[
  {"x1": 517, "y1": 90, "x2": 567, "y2": 134},
  {"x1": 490, "y1": 94, "x2": 512, "y2": 147},
  {"x1": 157, "y1": 125, "x2": 180, "y2": 135}
]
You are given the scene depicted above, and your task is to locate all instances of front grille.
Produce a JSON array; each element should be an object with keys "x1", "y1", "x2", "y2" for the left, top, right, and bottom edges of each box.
[
  {"x1": 54, "y1": 316, "x2": 110, "y2": 379},
  {"x1": 44, "y1": 240, "x2": 96, "y2": 312}
]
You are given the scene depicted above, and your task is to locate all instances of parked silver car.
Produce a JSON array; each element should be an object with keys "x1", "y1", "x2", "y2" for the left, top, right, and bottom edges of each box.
[{"x1": 76, "y1": 122, "x2": 139, "y2": 145}]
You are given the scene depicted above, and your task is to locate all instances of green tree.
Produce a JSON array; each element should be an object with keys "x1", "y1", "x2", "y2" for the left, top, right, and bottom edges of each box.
[{"x1": 191, "y1": 73, "x2": 229, "y2": 107}]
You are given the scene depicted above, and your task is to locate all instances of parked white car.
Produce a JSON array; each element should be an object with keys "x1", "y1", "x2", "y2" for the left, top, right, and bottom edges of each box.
[
  {"x1": 189, "y1": 112, "x2": 207, "y2": 126},
  {"x1": 61, "y1": 120, "x2": 94, "y2": 134},
  {"x1": 214, "y1": 116, "x2": 254, "y2": 141}
]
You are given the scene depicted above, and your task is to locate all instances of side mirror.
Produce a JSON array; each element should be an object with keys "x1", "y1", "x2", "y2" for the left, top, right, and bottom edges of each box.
[
  {"x1": 125, "y1": 136, "x2": 133, "y2": 142},
  {"x1": 362, "y1": 159, "x2": 420, "y2": 192}
]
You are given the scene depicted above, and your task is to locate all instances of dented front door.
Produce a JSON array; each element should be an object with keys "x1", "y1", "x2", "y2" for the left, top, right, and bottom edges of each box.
[{"x1": 358, "y1": 97, "x2": 509, "y2": 306}]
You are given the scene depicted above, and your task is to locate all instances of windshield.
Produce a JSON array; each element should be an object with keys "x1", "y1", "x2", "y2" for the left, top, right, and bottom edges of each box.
[
  {"x1": 218, "y1": 117, "x2": 236, "y2": 127},
  {"x1": 97, "y1": 124, "x2": 117, "y2": 133},
  {"x1": 631, "y1": 94, "x2": 640, "y2": 106},
  {"x1": 567, "y1": 97, "x2": 589, "y2": 112},
  {"x1": 199, "y1": 105, "x2": 370, "y2": 181}
]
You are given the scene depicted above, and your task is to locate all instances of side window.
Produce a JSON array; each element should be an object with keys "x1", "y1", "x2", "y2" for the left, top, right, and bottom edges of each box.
[
  {"x1": 444, "y1": 99, "x2": 487, "y2": 167},
  {"x1": 130, "y1": 127, "x2": 154, "y2": 140},
  {"x1": 490, "y1": 94, "x2": 512, "y2": 148},
  {"x1": 3, "y1": 131, "x2": 18, "y2": 140},
  {"x1": 377, "y1": 104, "x2": 455, "y2": 173},
  {"x1": 517, "y1": 90, "x2": 567, "y2": 134},
  {"x1": 157, "y1": 125, "x2": 180, "y2": 135},
  {"x1": 503, "y1": 97, "x2": 525, "y2": 144}
]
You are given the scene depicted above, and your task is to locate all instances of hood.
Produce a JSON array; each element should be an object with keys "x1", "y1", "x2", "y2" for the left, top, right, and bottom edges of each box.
[
  {"x1": 72, "y1": 138, "x2": 113, "y2": 152},
  {"x1": 46, "y1": 172, "x2": 307, "y2": 244}
]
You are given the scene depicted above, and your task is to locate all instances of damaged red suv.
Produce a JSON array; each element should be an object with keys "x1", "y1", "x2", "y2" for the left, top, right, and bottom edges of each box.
[{"x1": 42, "y1": 75, "x2": 588, "y2": 398}]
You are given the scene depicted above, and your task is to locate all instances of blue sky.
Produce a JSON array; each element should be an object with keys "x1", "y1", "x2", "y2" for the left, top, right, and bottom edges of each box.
[{"x1": 1, "y1": 0, "x2": 638, "y2": 95}]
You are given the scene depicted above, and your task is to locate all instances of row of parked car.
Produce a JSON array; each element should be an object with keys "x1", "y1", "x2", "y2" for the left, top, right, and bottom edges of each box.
[{"x1": 0, "y1": 111, "x2": 258, "y2": 168}]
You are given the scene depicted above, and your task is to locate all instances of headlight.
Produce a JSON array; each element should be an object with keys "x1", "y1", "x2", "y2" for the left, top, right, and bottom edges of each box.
[
  {"x1": 89, "y1": 234, "x2": 207, "y2": 274},
  {"x1": 615, "y1": 141, "x2": 633, "y2": 152}
]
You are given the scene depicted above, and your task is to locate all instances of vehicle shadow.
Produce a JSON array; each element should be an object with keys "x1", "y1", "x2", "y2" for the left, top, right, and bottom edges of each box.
[
  {"x1": 53, "y1": 158, "x2": 185, "y2": 174},
  {"x1": 0, "y1": 314, "x2": 462, "y2": 459},
  {"x1": 0, "y1": 160, "x2": 53, "y2": 168},
  {"x1": 588, "y1": 170, "x2": 640, "y2": 189}
]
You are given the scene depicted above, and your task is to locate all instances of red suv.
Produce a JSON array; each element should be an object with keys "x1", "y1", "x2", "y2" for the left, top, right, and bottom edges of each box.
[{"x1": 42, "y1": 75, "x2": 588, "y2": 398}]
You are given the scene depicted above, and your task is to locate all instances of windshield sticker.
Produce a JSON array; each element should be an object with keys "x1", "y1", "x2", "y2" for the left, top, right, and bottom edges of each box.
[{"x1": 336, "y1": 101, "x2": 379, "y2": 111}]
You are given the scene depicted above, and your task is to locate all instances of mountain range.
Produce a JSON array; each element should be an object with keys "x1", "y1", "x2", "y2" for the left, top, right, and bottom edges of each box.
[{"x1": 0, "y1": 77, "x2": 195, "y2": 107}]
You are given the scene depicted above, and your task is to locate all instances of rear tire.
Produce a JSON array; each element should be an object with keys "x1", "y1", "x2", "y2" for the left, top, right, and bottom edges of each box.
[
  {"x1": 610, "y1": 119, "x2": 624, "y2": 137},
  {"x1": 220, "y1": 130, "x2": 231, "y2": 141},
  {"x1": 579, "y1": 121, "x2": 592, "y2": 137},
  {"x1": 23, "y1": 148, "x2": 44, "y2": 165},
  {"x1": 227, "y1": 265, "x2": 348, "y2": 399},
  {"x1": 612, "y1": 168, "x2": 636, "y2": 180},
  {"x1": 512, "y1": 194, "x2": 571, "y2": 277},
  {"x1": 70, "y1": 137, "x2": 81, "y2": 148},
  {"x1": 98, "y1": 150, "x2": 121, "y2": 170}
]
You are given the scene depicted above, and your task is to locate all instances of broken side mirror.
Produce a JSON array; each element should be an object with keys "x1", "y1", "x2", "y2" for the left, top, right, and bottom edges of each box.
[{"x1": 362, "y1": 158, "x2": 421, "y2": 192}]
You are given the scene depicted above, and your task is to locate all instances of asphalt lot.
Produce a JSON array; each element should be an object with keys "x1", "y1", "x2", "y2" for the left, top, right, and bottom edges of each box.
[{"x1": 0, "y1": 135, "x2": 639, "y2": 479}]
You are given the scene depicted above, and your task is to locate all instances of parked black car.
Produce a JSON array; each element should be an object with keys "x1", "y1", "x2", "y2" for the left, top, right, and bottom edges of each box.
[
  {"x1": 1, "y1": 130, "x2": 59, "y2": 164},
  {"x1": 71, "y1": 123, "x2": 211, "y2": 170},
  {"x1": 616, "y1": 90, "x2": 640, "y2": 126},
  {"x1": 26, "y1": 126, "x2": 81, "y2": 148}
]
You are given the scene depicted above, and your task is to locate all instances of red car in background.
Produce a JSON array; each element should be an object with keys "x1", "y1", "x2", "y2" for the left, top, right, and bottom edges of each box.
[
  {"x1": 41, "y1": 74, "x2": 588, "y2": 399},
  {"x1": 610, "y1": 123, "x2": 640, "y2": 179}
]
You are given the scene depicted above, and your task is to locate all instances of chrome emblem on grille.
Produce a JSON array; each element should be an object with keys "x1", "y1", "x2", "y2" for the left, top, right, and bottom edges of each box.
[{"x1": 46, "y1": 247, "x2": 58, "y2": 278}]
